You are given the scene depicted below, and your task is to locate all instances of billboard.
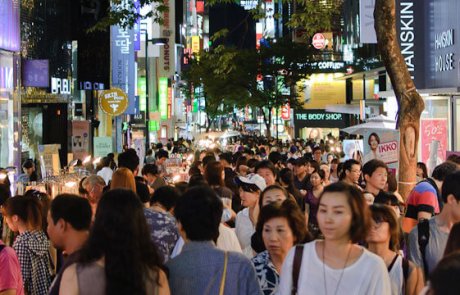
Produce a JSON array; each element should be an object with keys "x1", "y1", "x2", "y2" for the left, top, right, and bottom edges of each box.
[
  {"x1": 22, "y1": 60, "x2": 50, "y2": 87},
  {"x1": 421, "y1": 118, "x2": 448, "y2": 172},
  {"x1": 363, "y1": 129, "x2": 400, "y2": 173},
  {"x1": 0, "y1": 0, "x2": 20, "y2": 52}
]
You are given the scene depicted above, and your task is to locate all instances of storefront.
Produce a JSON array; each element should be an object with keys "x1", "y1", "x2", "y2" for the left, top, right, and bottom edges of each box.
[
  {"x1": 293, "y1": 109, "x2": 350, "y2": 140},
  {"x1": 377, "y1": 0, "x2": 460, "y2": 172},
  {"x1": 0, "y1": 0, "x2": 21, "y2": 170}
]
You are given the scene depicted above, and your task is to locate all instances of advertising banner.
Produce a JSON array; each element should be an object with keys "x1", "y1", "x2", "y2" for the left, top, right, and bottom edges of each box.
[
  {"x1": 38, "y1": 144, "x2": 61, "y2": 177},
  {"x1": 71, "y1": 121, "x2": 90, "y2": 161},
  {"x1": 421, "y1": 118, "x2": 448, "y2": 171},
  {"x1": 22, "y1": 60, "x2": 49, "y2": 87},
  {"x1": 158, "y1": 0, "x2": 175, "y2": 79},
  {"x1": 0, "y1": 0, "x2": 20, "y2": 52},
  {"x1": 363, "y1": 129, "x2": 400, "y2": 173},
  {"x1": 93, "y1": 137, "x2": 113, "y2": 158},
  {"x1": 111, "y1": 23, "x2": 135, "y2": 114},
  {"x1": 159, "y1": 77, "x2": 168, "y2": 120},
  {"x1": 359, "y1": 0, "x2": 377, "y2": 44},
  {"x1": 343, "y1": 140, "x2": 364, "y2": 162}
]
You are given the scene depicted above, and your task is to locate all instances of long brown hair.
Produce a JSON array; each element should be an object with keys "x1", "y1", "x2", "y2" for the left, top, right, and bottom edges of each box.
[
  {"x1": 204, "y1": 161, "x2": 224, "y2": 187},
  {"x1": 111, "y1": 168, "x2": 137, "y2": 193}
]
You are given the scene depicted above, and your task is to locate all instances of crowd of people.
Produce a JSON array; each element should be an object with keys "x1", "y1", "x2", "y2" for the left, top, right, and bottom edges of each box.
[{"x1": 1, "y1": 137, "x2": 460, "y2": 295}]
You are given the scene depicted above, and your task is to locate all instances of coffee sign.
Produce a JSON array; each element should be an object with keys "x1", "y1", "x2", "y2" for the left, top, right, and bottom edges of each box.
[{"x1": 99, "y1": 88, "x2": 129, "y2": 116}]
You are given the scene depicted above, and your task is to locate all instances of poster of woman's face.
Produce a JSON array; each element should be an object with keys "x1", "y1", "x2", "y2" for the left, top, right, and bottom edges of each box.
[{"x1": 368, "y1": 133, "x2": 380, "y2": 151}]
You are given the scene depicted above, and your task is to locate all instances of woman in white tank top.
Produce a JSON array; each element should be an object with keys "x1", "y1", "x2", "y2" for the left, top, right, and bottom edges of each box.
[{"x1": 367, "y1": 204, "x2": 424, "y2": 295}]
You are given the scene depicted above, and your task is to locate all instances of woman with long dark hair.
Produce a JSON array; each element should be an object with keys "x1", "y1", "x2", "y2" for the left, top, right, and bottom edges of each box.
[
  {"x1": 278, "y1": 168, "x2": 304, "y2": 211},
  {"x1": 60, "y1": 189, "x2": 169, "y2": 294},
  {"x1": 3, "y1": 195, "x2": 53, "y2": 294}
]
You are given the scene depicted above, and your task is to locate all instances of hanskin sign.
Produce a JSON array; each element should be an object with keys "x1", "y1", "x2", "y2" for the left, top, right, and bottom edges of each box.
[
  {"x1": 0, "y1": 0, "x2": 20, "y2": 52},
  {"x1": 98, "y1": 88, "x2": 129, "y2": 116}
]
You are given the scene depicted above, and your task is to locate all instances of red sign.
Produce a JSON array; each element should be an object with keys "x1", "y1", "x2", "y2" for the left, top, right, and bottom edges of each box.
[
  {"x1": 312, "y1": 33, "x2": 326, "y2": 49},
  {"x1": 421, "y1": 118, "x2": 448, "y2": 169},
  {"x1": 281, "y1": 104, "x2": 290, "y2": 120}
]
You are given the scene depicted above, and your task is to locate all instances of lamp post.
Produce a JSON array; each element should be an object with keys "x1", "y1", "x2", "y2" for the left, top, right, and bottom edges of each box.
[{"x1": 141, "y1": 28, "x2": 168, "y2": 148}]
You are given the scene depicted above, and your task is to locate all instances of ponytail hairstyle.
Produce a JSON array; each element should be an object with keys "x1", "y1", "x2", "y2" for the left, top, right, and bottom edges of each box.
[{"x1": 3, "y1": 195, "x2": 43, "y2": 230}]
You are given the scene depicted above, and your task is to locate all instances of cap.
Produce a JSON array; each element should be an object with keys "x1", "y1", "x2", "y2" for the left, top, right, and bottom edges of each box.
[{"x1": 235, "y1": 173, "x2": 267, "y2": 191}]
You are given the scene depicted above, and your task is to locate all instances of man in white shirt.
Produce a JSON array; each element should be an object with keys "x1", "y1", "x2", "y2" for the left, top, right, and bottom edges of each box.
[{"x1": 96, "y1": 157, "x2": 113, "y2": 185}]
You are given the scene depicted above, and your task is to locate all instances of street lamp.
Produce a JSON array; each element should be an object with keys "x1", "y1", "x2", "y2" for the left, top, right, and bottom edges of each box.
[{"x1": 141, "y1": 28, "x2": 168, "y2": 148}]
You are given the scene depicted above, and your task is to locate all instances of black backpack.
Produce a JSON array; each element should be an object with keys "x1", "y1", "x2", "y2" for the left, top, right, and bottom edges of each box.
[{"x1": 417, "y1": 218, "x2": 431, "y2": 279}]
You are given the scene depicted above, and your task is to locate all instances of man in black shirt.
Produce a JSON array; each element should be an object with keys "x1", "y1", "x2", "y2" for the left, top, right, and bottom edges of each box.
[
  {"x1": 47, "y1": 195, "x2": 92, "y2": 295},
  {"x1": 293, "y1": 158, "x2": 313, "y2": 194}
]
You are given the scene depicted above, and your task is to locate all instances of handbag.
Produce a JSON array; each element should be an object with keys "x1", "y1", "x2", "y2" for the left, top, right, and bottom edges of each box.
[
  {"x1": 291, "y1": 245, "x2": 304, "y2": 295},
  {"x1": 219, "y1": 251, "x2": 229, "y2": 295}
]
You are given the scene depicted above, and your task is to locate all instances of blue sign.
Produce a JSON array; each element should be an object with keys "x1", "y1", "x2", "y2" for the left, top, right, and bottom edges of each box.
[{"x1": 111, "y1": 25, "x2": 136, "y2": 114}]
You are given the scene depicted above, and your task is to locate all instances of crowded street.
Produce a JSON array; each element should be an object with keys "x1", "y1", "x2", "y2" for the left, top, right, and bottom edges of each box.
[{"x1": 2, "y1": 0, "x2": 460, "y2": 294}]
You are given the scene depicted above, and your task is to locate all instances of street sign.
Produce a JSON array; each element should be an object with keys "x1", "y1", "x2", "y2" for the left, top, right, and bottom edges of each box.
[
  {"x1": 312, "y1": 33, "x2": 326, "y2": 49},
  {"x1": 98, "y1": 88, "x2": 129, "y2": 116}
]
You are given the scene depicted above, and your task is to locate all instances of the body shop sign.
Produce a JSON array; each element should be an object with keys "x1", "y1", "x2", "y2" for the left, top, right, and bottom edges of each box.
[{"x1": 159, "y1": 77, "x2": 168, "y2": 120}]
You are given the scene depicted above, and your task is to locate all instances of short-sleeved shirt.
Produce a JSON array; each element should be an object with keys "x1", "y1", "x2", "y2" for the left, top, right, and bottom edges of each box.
[
  {"x1": 277, "y1": 241, "x2": 391, "y2": 295},
  {"x1": 408, "y1": 217, "x2": 449, "y2": 274},
  {"x1": 305, "y1": 191, "x2": 320, "y2": 227},
  {"x1": 144, "y1": 208, "x2": 179, "y2": 263},
  {"x1": 235, "y1": 208, "x2": 256, "y2": 258},
  {"x1": 0, "y1": 242, "x2": 24, "y2": 295},
  {"x1": 294, "y1": 175, "x2": 312, "y2": 192},
  {"x1": 405, "y1": 181, "x2": 440, "y2": 220},
  {"x1": 251, "y1": 251, "x2": 279, "y2": 295}
]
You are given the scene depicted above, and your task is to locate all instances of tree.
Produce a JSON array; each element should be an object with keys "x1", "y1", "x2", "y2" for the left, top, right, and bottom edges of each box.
[{"x1": 374, "y1": 0, "x2": 424, "y2": 199}]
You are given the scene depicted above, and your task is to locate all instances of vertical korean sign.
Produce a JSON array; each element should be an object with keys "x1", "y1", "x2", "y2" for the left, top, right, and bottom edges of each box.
[
  {"x1": 111, "y1": 2, "x2": 135, "y2": 115},
  {"x1": 159, "y1": 77, "x2": 168, "y2": 120}
]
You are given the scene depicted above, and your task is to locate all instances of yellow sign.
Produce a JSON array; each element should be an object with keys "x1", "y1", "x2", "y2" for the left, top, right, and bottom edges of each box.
[{"x1": 98, "y1": 88, "x2": 128, "y2": 116}]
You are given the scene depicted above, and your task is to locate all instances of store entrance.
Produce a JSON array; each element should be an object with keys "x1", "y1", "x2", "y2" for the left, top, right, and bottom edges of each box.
[{"x1": 22, "y1": 103, "x2": 68, "y2": 169}]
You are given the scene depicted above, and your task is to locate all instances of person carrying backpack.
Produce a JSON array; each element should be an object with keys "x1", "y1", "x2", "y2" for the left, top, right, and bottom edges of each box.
[
  {"x1": 408, "y1": 171, "x2": 460, "y2": 280},
  {"x1": 402, "y1": 162, "x2": 457, "y2": 234},
  {"x1": 367, "y1": 204, "x2": 424, "y2": 295}
]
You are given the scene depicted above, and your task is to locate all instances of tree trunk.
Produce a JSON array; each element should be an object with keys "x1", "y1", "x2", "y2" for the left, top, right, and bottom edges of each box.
[
  {"x1": 374, "y1": 0, "x2": 425, "y2": 199},
  {"x1": 260, "y1": 107, "x2": 272, "y2": 138}
]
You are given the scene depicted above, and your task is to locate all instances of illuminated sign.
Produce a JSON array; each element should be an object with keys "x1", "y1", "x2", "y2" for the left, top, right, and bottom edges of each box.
[
  {"x1": 98, "y1": 88, "x2": 129, "y2": 116},
  {"x1": 78, "y1": 81, "x2": 105, "y2": 90},
  {"x1": 167, "y1": 86, "x2": 172, "y2": 119},
  {"x1": 0, "y1": 0, "x2": 20, "y2": 52},
  {"x1": 137, "y1": 77, "x2": 146, "y2": 111},
  {"x1": 434, "y1": 29, "x2": 455, "y2": 72},
  {"x1": 51, "y1": 77, "x2": 71, "y2": 95},
  {"x1": 159, "y1": 77, "x2": 168, "y2": 120},
  {"x1": 191, "y1": 36, "x2": 200, "y2": 54}
]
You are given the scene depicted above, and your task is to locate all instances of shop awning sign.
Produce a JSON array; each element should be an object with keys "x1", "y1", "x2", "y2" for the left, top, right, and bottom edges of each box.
[{"x1": 99, "y1": 88, "x2": 129, "y2": 116}]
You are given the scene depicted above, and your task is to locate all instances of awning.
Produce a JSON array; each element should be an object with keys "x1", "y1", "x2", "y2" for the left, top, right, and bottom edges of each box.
[
  {"x1": 378, "y1": 87, "x2": 460, "y2": 98},
  {"x1": 325, "y1": 104, "x2": 360, "y2": 115}
]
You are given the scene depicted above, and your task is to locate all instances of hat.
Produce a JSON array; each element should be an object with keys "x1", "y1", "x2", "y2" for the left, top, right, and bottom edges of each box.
[
  {"x1": 235, "y1": 173, "x2": 266, "y2": 191},
  {"x1": 294, "y1": 158, "x2": 307, "y2": 166}
]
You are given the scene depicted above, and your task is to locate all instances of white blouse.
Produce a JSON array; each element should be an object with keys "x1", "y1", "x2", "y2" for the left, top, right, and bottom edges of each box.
[{"x1": 277, "y1": 241, "x2": 391, "y2": 295}]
